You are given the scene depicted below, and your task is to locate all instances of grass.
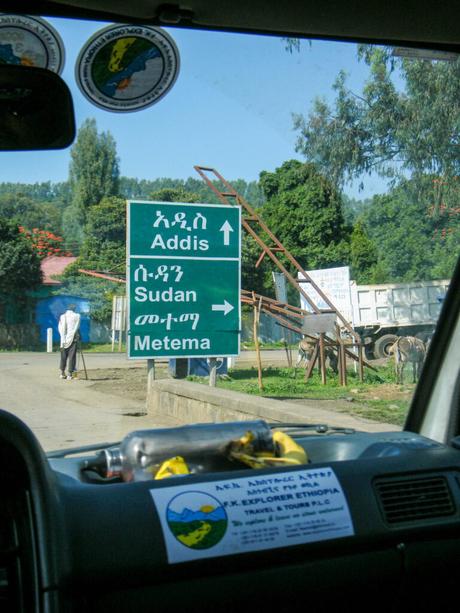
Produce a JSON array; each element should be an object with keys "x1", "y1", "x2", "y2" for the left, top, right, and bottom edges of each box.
[
  {"x1": 334, "y1": 399, "x2": 409, "y2": 427},
  {"x1": 240, "y1": 341, "x2": 299, "y2": 350},
  {"x1": 187, "y1": 363, "x2": 413, "y2": 426}
]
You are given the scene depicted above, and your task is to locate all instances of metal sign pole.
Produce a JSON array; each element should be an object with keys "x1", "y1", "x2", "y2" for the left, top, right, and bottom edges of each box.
[
  {"x1": 111, "y1": 295, "x2": 116, "y2": 353},
  {"x1": 146, "y1": 358, "x2": 155, "y2": 411},
  {"x1": 208, "y1": 358, "x2": 217, "y2": 387},
  {"x1": 118, "y1": 296, "x2": 124, "y2": 352}
]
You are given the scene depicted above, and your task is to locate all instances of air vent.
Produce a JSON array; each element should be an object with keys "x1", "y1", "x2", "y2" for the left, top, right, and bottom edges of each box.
[{"x1": 375, "y1": 475, "x2": 455, "y2": 524}]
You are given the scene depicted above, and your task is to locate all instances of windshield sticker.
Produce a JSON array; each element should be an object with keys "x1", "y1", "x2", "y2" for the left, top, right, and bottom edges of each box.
[
  {"x1": 0, "y1": 14, "x2": 65, "y2": 74},
  {"x1": 75, "y1": 24, "x2": 180, "y2": 113},
  {"x1": 151, "y1": 468, "x2": 354, "y2": 564}
]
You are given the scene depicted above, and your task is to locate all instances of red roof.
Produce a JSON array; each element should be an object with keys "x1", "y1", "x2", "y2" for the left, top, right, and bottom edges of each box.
[{"x1": 41, "y1": 256, "x2": 77, "y2": 285}]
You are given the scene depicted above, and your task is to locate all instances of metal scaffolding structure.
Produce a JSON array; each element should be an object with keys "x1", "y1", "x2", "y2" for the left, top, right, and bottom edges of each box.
[
  {"x1": 194, "y1": 165, "x2": 361, "y2": 342},
  {"x1": 194, "y1": 165, "x2": 366, "y2": 383}
]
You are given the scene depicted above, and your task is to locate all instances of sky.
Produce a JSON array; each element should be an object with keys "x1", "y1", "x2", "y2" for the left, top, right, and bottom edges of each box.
[{"x1": 0, "y1": 17, "x2": 393, "y2": 198}]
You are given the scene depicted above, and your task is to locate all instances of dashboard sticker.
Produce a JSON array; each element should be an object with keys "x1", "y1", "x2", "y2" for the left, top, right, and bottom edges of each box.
[
  {"x1": 151, "y1": 467, "x2": 354, "y2": 564},
  {"x1": 0, "y1": 14, "x2": 65, "y2": 74},
  {"x1": 75, "y1": 24, "x2": 180, "y2": 112}
]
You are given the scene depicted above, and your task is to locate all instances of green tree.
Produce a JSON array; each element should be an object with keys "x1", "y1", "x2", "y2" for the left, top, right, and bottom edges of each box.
[
  {"x1": 341, "y1": 194, "x2": 373, "y2": 225},
  {"x1": 62, "y1": 204, "x2": 84, "y2": 253},
  {"x1": 293, "y1": 48, "x2": 460, "y2": 188},
  {"x1": 356, "y1": 177, "x2": 458, "y2": 282},
  {"x1": 431, "y1": 226, "x2": 460, "y2": 279},
  {"x1": 259, "y1": 160, "x2": 351, "y2": 273},
  {"x1": 68, "y1": 118, "x2": 120, "y2": 229},
  {"x1": 58, "y1": 197, "x2": 128, "y2": 322},
  {"x1": 119, "y1": 176, "x2": 265, "y2": 208},
  {"x1": 349, "y1": 221, "x2": 386, "y2": 283},
  {"x1": 53, "y1": 276, "x2": 122, "y2": 322},
  {"x1": 0, "y1": 218, "x2": 42, "y2": 304},
  {"x1": 64, "y1": 196, "x2": 127, "y2": 277},
  {"x1": 0, "y1": 193, "x2": 65, "y2": 235},
  {"x1": 0, "y1": 181, "x2": 71, "y2": 204},
  {"x1": 241, "y1": 233, "x2": 273, "y2": 295},
  {"x1": 149, "y1": 187, "x2": 201, "y2": 203}
]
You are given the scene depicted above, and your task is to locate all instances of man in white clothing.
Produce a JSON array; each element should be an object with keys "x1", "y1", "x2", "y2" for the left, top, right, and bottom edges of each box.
[{"x1": 58, "y1": 304, "x2": 81, "y2": 380}]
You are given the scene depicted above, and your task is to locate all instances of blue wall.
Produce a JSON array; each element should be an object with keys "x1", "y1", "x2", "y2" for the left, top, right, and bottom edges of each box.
[{"x1": 35, "y1": 295, "x2": 90, "y2": 343}]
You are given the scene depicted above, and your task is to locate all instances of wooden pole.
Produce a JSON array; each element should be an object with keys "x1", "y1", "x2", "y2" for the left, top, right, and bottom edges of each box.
[
  {"x1": 305, "y1": 343, "x2": 318, "y2": 381},
  {"x1": 253, "y1": 293, "x2": 264, "y2": 391},
  {"x1": 284, "y1": 337, "x2": 292, "y2": 367},
  {"x1": 78, "y1": 342, "x2": 88, "y2": 380},
  {"x1": 341, "y1": 342, "x2": 347, "y2": 385},
  {"x1": 337, "y1": 340, "x2": 343, "y2": 386},
  {"x1": 319, "y1": 333, "x2": 327, "y2": 385},
  {"x1": 336, "y1": 325, "x2": 347, "y2": 386},
  {"x1": 335, "y1": 326, "x2": 343, "y2": 386},
  {"x1": 358, "y1": 344, "x2": 364, "y2": 382}
]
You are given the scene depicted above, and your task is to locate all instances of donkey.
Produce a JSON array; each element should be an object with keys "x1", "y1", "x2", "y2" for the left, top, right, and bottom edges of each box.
[
  {"x1": 389, "y1": 336, "x2": 426, "y2": 384},
  {"x1": 296, "y1": 337, "x2": 338, "y2": 374}
]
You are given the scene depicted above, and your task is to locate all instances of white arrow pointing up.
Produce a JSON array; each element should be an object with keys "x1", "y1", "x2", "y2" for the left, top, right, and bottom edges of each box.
[
  {"x1": 219, "y1": 220, "x2": 234, "y2": 246},
  {"x1": 212, "y1": 300, "x2": 234, "y2": 316}
]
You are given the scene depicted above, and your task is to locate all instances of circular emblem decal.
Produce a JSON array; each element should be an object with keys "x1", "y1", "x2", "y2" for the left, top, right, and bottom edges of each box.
[
  {"x1": 0, "y1": 14, "x2": 65, "y2": 74},
  {"x1": 166, "y1": 491, "x2": 228, "y2": 550},
  {"x1": 75, "y1": 24, "x2": 180, "y2": 113}
]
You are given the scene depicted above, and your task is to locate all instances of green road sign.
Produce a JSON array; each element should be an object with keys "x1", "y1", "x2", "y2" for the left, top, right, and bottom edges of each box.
[{"x1": 127, "y1": 201, "x2": 241, "y2": 359}]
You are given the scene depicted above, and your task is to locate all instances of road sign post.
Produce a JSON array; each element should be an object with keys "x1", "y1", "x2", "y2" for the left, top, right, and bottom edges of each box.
[{"x1": 127, "y1": 201, "x2": 241, "y2": 360}]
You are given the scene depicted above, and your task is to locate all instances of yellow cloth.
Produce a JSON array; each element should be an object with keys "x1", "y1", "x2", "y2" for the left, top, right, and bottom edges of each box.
[{"x1": 228, "y1": 430, "x2": 308, "y2": 468}]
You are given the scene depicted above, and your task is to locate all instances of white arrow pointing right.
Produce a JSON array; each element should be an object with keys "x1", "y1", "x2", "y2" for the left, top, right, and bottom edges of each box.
[
  {"x1": 211, "y1": 300, "x2": 234, "y2": 316},
  {"x1": 219, "y1": 220, "x2": 234, "y2": 246}
]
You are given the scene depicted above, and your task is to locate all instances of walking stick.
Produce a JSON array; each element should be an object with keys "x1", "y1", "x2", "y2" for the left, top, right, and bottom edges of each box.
[{"x1": 78, "y1": 341, "x2": 88, "y2": 380}]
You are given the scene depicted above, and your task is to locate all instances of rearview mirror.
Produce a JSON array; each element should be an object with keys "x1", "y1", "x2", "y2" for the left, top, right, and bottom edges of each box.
[{"x1": 0, "y1": 65, "x2": 75, "y2": 150}]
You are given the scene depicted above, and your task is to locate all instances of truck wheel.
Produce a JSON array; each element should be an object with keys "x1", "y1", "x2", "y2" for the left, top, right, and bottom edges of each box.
[{"x1": 374, "y1": 334, "x2": 399, "y2": 359}]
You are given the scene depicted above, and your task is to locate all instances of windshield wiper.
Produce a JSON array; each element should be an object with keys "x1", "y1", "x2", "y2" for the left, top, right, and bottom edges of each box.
[{"x1": 271, "y1": 423, "x2": 356, "y2": 435}]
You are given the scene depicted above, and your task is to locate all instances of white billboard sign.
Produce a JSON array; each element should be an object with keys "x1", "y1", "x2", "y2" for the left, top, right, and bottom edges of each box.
[{"x1": 298, "y1": 266, "x2": 354, "y2": 325}]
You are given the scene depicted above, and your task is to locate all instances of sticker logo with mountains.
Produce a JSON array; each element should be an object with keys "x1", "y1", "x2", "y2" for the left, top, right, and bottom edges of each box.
[
  {"x1": 75, "y1": 24, "x2": 180, "y2": 113},
  {"x1": 166, "y1": 491, "x2": 228, "y2": 550}
]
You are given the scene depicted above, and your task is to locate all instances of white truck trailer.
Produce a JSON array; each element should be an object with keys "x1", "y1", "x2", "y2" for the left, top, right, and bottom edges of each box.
[{"x1": 350, "y1": 279, "x2": 450, "y2": 358}]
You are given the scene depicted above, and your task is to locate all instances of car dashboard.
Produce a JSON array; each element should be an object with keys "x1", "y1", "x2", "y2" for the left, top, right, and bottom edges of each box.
[{"x1": 2, "y1": 410, "x2": 460, "y2": 613}]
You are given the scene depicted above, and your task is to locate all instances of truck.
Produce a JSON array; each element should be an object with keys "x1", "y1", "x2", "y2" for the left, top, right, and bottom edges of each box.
[{"x1": 350, "y1": 279, "x2": 450, "y2": 358}]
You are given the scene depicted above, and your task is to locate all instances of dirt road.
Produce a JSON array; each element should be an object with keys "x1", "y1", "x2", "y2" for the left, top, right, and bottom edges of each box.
[
  {"x1": 0, "y1": 349, "x2": 396, "y2": 451},
  {"x1": 0, "y1": 352, "x2": 179, "y2": 451},
  {"x1": 0, "y1": 349, "x2": 292, "y2": 451}
]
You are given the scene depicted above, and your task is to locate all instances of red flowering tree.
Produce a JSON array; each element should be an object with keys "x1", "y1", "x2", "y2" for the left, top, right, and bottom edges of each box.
[{"x1": 18, "y1": 227, "x2": 73, "y2": 259}]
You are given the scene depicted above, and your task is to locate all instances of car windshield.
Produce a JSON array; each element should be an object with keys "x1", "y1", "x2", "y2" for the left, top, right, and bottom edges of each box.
[{"x1": 0, "y1": 16, "x2": 458, "y2": 452}]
